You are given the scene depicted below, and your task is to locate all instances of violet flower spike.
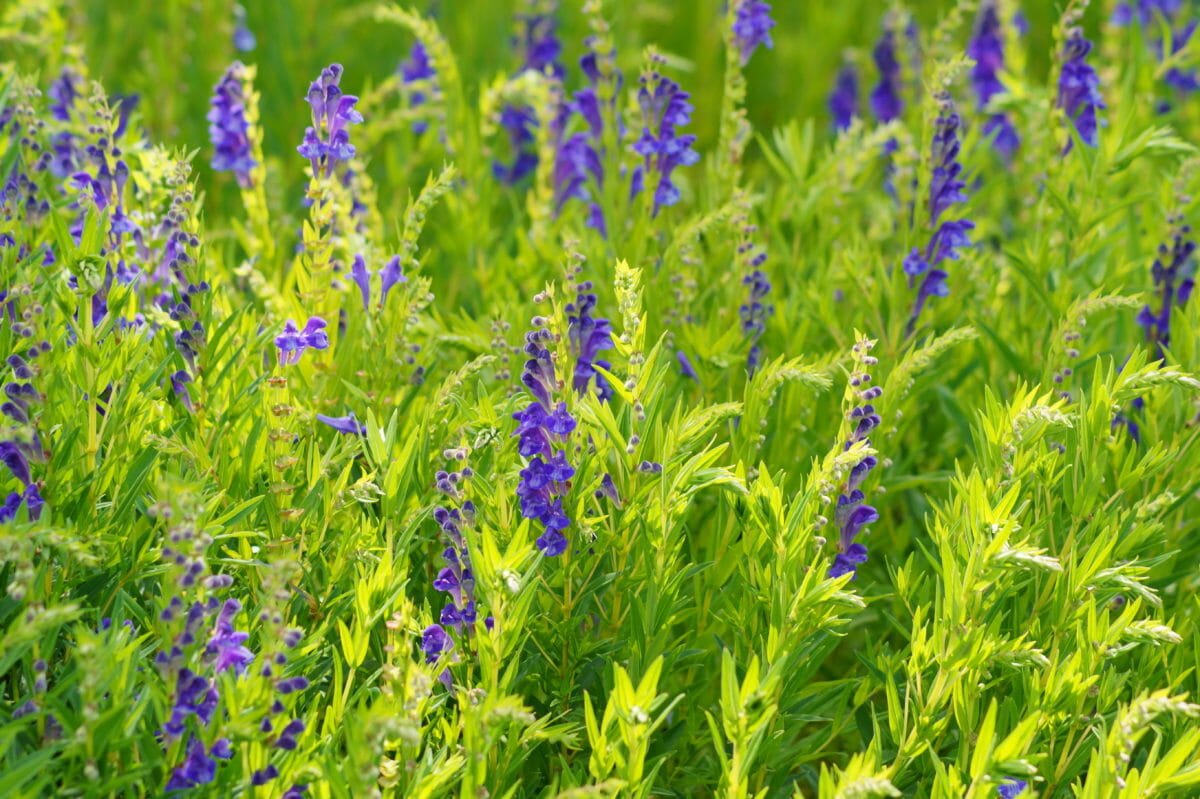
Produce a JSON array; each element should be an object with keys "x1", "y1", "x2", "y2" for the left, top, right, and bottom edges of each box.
[
  {"x1": 732, "y1": 1, "x2": 776, "y2": 65},
  {"x1": 829, "y1": 59, "x2": 859, "y2": 132},
  {"x1": 968, "y1": 3, "x2": 1020, "y2": 159},
  {"x1": 209, "y1": 63, "x2": 256, "y2": 188},
  {"x1": 1057, "y1": 29, "x2": 1105, "y2": 148}
]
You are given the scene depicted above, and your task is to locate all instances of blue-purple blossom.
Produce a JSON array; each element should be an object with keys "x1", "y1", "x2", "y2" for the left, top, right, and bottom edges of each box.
[
  {"x1": 738, "y1": 228, "x2": 773, "y2": 375},
  {"x1": 297, "y1": 64, "x2": 362, "y2": 177},
  {"x1": 1115, "y1": 2, "x2": 1198, "y2": 106},
  {"x1": 317, "y1": 412, "x2": 367, "y2": 435},
  {"x1": 904, "y1": 94, "x2": 974, "y2": 329},
  {"x1": 513, "y1": 322, "x2": 577, "y2": 557},
  {"x1": 494, "y1": 12, "x2": 564, "y2": 184},
  {"x1": 997, "y1": 778, "x2": 1028, "y2": 798},
  {"x1": 567, "y1": 280, "x2": 614, "y2": 400},
  {"x1": 166, "y1": 737, "x2": 217, "y2": 792},
  {"x1": 171, "y1": 370, "x2": 195, "y2": 413},
  {"x1": 1137, "y1": 221, "x2": 1196, "y2": 355},
  {"x1": 400, "y1": 42, "x2": 436, "y2": 134},
  {"x1": 233, "y1": 4, "x2": 256, "y2": 52},
  {"x1": 47, "y1": 68, "x2": 82, "y2": 122},
  {"x1": 275, "y1": 317, "x2": 329, "y2": 365},
  {"x1": 829, "y1": 340, "x2": 883, "y2": 580},
  {"x1": 631, "y1": 65, "x2": 699, "y2": 214},
  {"x1": 1057, "y1": 30, "x2": 1105, "y2": 148},
  {"x1": 421, "y1": 623, "x2": 453, "y2": 663},
  {"x1": 968, "y1": 3, "x2": 1020, "y2": 159},
  {"x1": 677, "y1": 350, "x2": 698, "y2": 380},
  {"x1": 349, "y1": 253, "x2": 406, "y2": 311},
  {"x1": 732, "y1": 0, "x2": 776, "y2": 65},
  {"x1": 209, "y1": 63, "x2": 256, "y2": 188},
  {"x1": 206, "y1": 598, "x2": 254, "y2": 675},
  {"x1": 432, "y1": 502, "x2": 483, "y2": 632},
  {"x1": 829, "y1": 59, "x2": 859, "y2": 132},
  {"x1": 870, "y1": 24, "x2": 904, "y2": 123}
]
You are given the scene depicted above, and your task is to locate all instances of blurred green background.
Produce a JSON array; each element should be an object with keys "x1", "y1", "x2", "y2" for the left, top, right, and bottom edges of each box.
[{"x1": 10, "y1": 0, "x2": 1065, "y2": 199}]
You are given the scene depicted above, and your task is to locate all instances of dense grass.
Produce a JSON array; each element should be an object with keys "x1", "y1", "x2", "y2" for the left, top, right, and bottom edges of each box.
[{"x1": 2, "y1": 0, "x2": 1200, "y2": 797}]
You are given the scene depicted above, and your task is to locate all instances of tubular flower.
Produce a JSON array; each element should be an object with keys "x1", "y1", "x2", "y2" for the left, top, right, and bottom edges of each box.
[
  {"x1": 829, "y1": 58, "x2": 859, "y2": 132},
  {"x1": 348, "y1": 253, "x2": 406, "y2": 311},
  {"x1": 997, "y1": 779, "x2": 1028, "y2": 798},
  {"x1": 870, "y1": 23, "x2": 904, "y2": 123},
  {"x1": 903, "y1": 94, "x2": 974, "y2": 329},
  {"x1": 567, "y1": 280, "x2": 614, "y2": 400},
  {"x1": 968, "y1": 3, "x2": 1020, "y2": 159},
  {"x1": 209, "y1": 62, "x2": 256, "y2": 188},
  {"x1": 275, "y1": 317, "x2": 329, "y2": 365},
  {"x1": 494, "y1": 10, "x2": 564, "y2": 185},
  {"x1": 1137, "y1": 219, "x2": 1196, "y2": 356},
  {"x1": 731, "y1": 0, "x2": 776, "y2": 65},
  {"x1": 297, "y1": 64, "x2": 362, "y2": 177},
  {"x1": 553, "y1": 35, "x2": 619, "y2": 234},
  {"x1": 513, "y1": 321, "x2": 576, "y2": 557},
  {"x1": 233, "y1": 4, "x2": 256, "y2": 52},
  {"x1": 736, "y1": 214, "x2": 773, "y2": 375},
  {"x1": 400, "y1": 42, "x2": 436, "y2": 134},
  {"x1": 1057, "y1": 29, "x2": 1104, "y2": 148},
  {"x1": 631, "y1": 59, "x2": 699, "y2": 215},
  {"x1": 828, "y1": 339, "x2": 884, "y2": 580}
]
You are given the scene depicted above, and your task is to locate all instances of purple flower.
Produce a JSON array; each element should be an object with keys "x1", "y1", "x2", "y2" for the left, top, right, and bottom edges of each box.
[
  {"x1": 421, "y1": 624, "x2": 453, "y2": 663},
  {"x1": 513, "y1": 320, "x2": 577, "y2": 557},
  {"x1": 233, "y1": 4, "x2": 256, "y2": 52},
  {"x1": 493, "y1": 12, "x2": 565, "y2": 184},
  {"x1": 316, "y1": 412, "x2": 367, "y2": 435},
  {"x1": 0, "y1": 441, "x2": 32, "y2": 486},
  {"x1": 171, "y1": 370, "x2": 194, "y2": 413},
  {"x1": 676, "y1": 350, "x2": 698, "y2": 380},
  {"x1": 568, "y1": 281, "x2": 614, "y2": 400},
  {"x1": 998, "y1": 779, "x2": 1028, "y2": 798},
  {"x1": 738, "y1": 230, "x2": 773, "y2": 375},
  {"x1": 0, "y1": 491, "x2": 22, "y2": 523},
  {"x1": 830, "y1": 60, "x2": 859, "y2": 132},
  {"x1": 275, "y1": 317, "x2": 329, "y2": 366},
  {"x1": 631, "y1": 66, "x2": 699, "y2": 215},
  {"x1": 1057, "y1": 30, "x2": 1105, "y2": 148},
  {"x1": 209, "y1": 63, "x2": 256, "y2": 188},
  {"x1": 1137, "y1": 221, "x2": 1196, "y2": 355},
  {"x1": 906, "y1": 95, "x2": 974, "y2": 329},
  {"x1": 297, "y1": 64, "x2": 362, "y2": 177},
  {"x1": 870, "y1": 23, "x2": 904, "y2": 123},
  {"x1": 166, "y1": 737, "x2": 217, "y2": 792},
  {"x1": 47, "y1": 68, "x2": 82, "y2": 122},
  {"x1": 349, "y1": 254, "x2": 407, "y2": 311},
  {"x1": 275, "y1": 718, "x2": 305, "y2": 750},
  {"x1": 251, "y1": 765, "x2": 279, "y2": 786},
  {"x1": 164, "y1": 668, "x2": 219, "y2": 737},
  {"x1": 827, "y1": 339, "x2": 884, "y2": 580},
  {"x1": 968, "y1": 4, "x2": 1020, "y2": 159},
  {"x1": 732, "y1": 0, "x2": 776, "y2": 65},
  {"x1": 206, "y1": 599, "x2": 254, "y2": 675},
  {"x1": 23, "y1": 484, "x2": 43, "y2": 522},
  {"x1": 275, "y1": 676, "x2": 309, "y2": 694},
  {"x1": 400, "y1": 42, "x2": 436, "y2": 134}
]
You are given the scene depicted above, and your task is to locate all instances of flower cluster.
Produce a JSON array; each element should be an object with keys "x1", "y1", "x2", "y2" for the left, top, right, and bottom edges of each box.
[
  {"x1": 870, "y1": 17, "x2": 906, "y2": 123},
  {"x1": 1, "y1": 329, "x2": 47, "y2": 522},
  {"x1": 968, "y1": 3, "x2": 1020, "y2": 159},
  {"x1": 232, "y1": 3, "x2": 256, "y2": 52},
  {"x1": 349, "y1": 253, "x2": 406, "y2": 312},
  {"x1": 567, "y1": 279, "x2": 614, "y2": 400},
  {"x1": 297, "y1": 64, "x2": 362, "y2": 177},
  {"x1": 1114, "y1": 1, "x2": 1198, "y2": 107},
  {"x1": 631, "y1": 57, "x2": 699, "y2": 215},
  {"x1": 400, "y1": 42, "x2": 436, "y2": 134},
  {"x1": 903, "y1": 94, "x2": 974, "y2": 329},
  {"x1": 554, "y1": 38, "x2": 615, "y2": 235},
  {"x1": 829, "y1": 59, "x2": 859, "y2": 132},
  {"x1": 494, "y1": 10, "x2": 564, "y2": 185},
  {"x1": 828, "y1": 339, "x2": 883, "y2": 580},
  {"x1": 208, "y1": 62, "x2": 256, "y2": 188},
  {"x1": 731, "y1": 0, "x2": 776, "y2": 65},
  {"x1": 275, "y1": 317, "x2": 329, "y2": 365},
  {"x1": 513, "y1": 319, "x2": 577, "y2": 556},
  {"x1": 1057, "y1": 28, "x2": 1104, "y2": 148},
  {"x1": 1136, "y1": 218, "x2": 1196, "y2": 356},
  {"x1": 736, "y1": 212, "x2": 773, "y2": 375}
]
